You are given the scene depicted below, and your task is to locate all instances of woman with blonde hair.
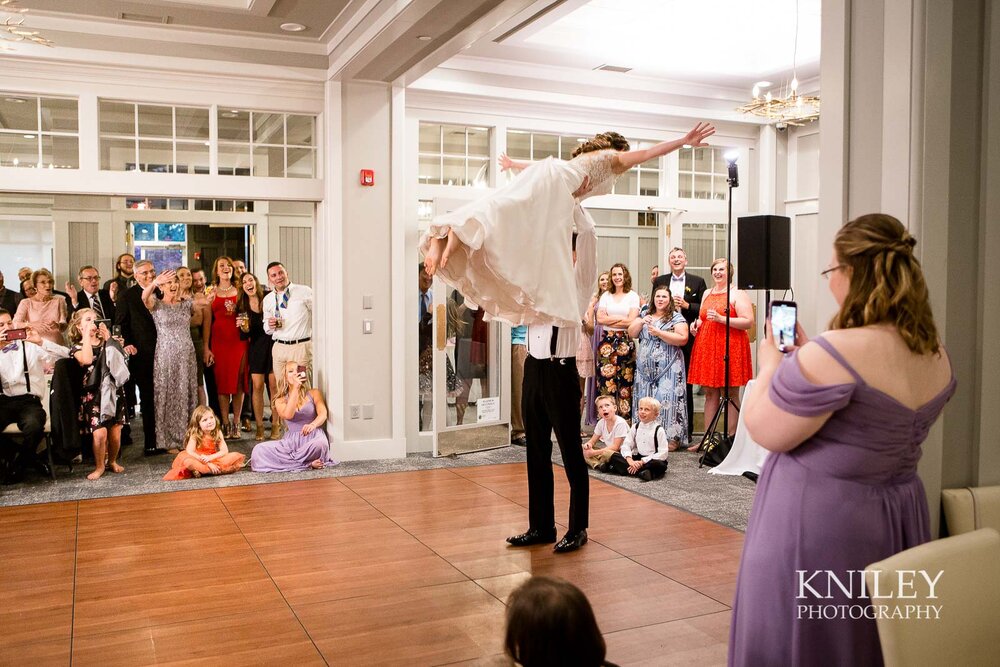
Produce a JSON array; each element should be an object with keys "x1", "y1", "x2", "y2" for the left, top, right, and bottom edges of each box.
[
  {"x1": 163, "y1": 405, "x2": 245, "y2": 480},
  {"x1": 729, "y1": 214, "x2": 956, "y2": 666},
  {"x1": 14, "y1": 268, "x2": 68, "y2": 346},
  {"x1": 250, "y1": 361, "x2": 337, "y2": 472}
]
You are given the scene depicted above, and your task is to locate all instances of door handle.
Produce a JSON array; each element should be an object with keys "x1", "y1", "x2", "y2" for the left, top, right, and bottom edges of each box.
[{"x1": 436, "y1": 304, "x2": 446, "y2": 350}]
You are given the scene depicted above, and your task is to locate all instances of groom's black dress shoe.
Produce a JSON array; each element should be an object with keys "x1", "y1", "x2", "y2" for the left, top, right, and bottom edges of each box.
[
  {"x1": 506, "y1": 528, "x2": 557, "y2": 547},
  {"x1": 553, "y1": 529, "x2": 588, "y2": 553}
]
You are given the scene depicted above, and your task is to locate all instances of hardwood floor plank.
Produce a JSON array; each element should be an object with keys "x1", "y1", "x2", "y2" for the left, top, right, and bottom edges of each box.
[
  {"x1": 0, "y1": 553, "x2": 75, "y2": 647},
  {"x1": 603, "y1": 611, "x2": 732, "y2": 666},
  {"x1": 0, "y1": 638, "x2": 71, "y2": 666}
]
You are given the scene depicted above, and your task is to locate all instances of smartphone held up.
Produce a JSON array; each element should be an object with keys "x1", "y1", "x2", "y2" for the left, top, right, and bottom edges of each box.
[{"x1": 770, "y1": 300, "x2": 797, "y2": 352}]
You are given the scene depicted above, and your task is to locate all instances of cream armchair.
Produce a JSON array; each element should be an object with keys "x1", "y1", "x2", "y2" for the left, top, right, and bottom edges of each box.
[
  {"x1": 941, "y1": 485, "x2": 1000, "y2": 535},
  {"x1": 865, "y1": 528, "x2": 1000, "y2": 667}
]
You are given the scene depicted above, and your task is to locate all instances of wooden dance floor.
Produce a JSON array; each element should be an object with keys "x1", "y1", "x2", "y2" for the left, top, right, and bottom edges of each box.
[{"x1": 0, "y1": 464, "x2": 744, "y2": 666}]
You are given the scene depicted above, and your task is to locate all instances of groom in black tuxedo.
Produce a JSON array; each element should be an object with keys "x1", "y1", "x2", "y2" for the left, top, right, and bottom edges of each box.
[{"x1": 652, "y1": 247, "x2": 706, "y2": 441}]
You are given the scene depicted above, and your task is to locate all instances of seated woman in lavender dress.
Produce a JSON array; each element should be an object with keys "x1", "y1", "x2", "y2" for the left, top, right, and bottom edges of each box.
[
  {"x1": 729, "y1": 214, "x2": 956, "y2": 666},
  {"x1": 250, "y1": 361, "x2": 338, "y2": 472}
]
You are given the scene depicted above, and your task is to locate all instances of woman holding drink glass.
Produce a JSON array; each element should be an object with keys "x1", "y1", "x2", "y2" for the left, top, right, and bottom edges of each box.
[
  {"x1": 142, "y1": 270, "x2": 200, "y2": 453},
  {"x1": 203, "y1": 256, "x2": 248, "y2": 439},
  {"x1": 237, "y1": 272, "x2": 274, "y2": 441}
]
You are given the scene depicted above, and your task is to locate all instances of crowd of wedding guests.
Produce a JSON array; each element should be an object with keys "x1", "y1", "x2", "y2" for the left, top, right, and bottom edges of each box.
[{"x1": 0, "y1": 255, "x2": 336, "y2": 485}]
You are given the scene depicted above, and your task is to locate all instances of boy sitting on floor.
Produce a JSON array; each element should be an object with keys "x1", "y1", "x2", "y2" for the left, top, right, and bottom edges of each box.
[
  {"x1": 582, "y1": 395, "x2": 628, "y2": 470},
  {"x1": 603, "y1": 397, "x2": 669, "y2": 481}
]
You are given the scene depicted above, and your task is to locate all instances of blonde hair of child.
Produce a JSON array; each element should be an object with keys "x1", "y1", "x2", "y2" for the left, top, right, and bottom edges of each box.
[
  {"x1": 594, "y1": 395, "x2": 616, "y2": 410},
  {"x1": 638, "y1": 396, "x2": 662, "y2": 415},
  {"x1": 184, "y1": 405, "x2": 224, "y2": 447}
]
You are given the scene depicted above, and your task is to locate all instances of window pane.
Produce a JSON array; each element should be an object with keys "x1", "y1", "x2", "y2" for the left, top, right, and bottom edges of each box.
[
  {"x1": 215, "y1": 200, "x2": 234, "y2": 212},
  {"x1": 561, "y1": 137, "x2": 583, "y2": 160},
  {"x1": 442, "y1": 157, "x2": 466, "y2": 186},
  {"x1": 286, "y1": 114, "x2": 314, "y2": 146},
  {"x1": 100, "y1": 138, "x2": 135, "y2": 170},
  {"x1": 441, "y1": 125, "x2": 466, "y2": 154},
  {"x1": 634, "y1": 141, "x2": 659, "y2": 169},
  {"x1": 234, "y1": 200, "x2": 254, "y2": 212},
  {"x1": 713, "y1": 175, "x2": 728, "y2": 200},
  {"x1": 253, "y1": 113, "x2": 284, "y2": 144},
  {"x1": 678, "y1": 174, "x2": 693, "y2": 198},
  {"x1": 175, "y1": 141, "x2": 209, "y2": 173},
  {"x1": 175, "y1": 107, "x2": 209, "y2": 140},
  {"x1": 0, "y1": 96, "x2": 38, "y2": 131},
  {"x1": 419, "y1": 123, "x2": 440, "y2": 153},
  {"x1": 194, "y1": 199, "x2": 214, "y2": 211},
  {"x1": 218, "y1": 110, "x2": 250, "y2": 142},
  {"x1": 714, "y1": 148, "x2": 728, "y2": 172},
  {"x1": 678, "y1": 148, "x2": 693, "y2": 172},
  {"x1": 253, "y1": 145, "x2": 284, "y2": 177},
  {"x1": 146, "y1": 199, "x2": 168, "y2": 210},
  {"x1": 694, "y1": 173, "x2": 713, "y2": 199},
  {"x1": 99, "y1": 101, "x2": 135, "y2": 136},
  {"x1": 0, "y1": 133, "x2": 37, "y2": 167},
  {"x1": 639, "y1": 169, "x2": 659, "y2": 196},
  {"x1": 138, "y1": 140, "x2": 174, "y2": 172},
  {"x1": 466, "y1": 127, "x2": 489, "y2": 157},
  {"x1": 158, "y1": 224, "x2": 186, "y2": 242},
  {"x1": 694, "y1": 147, "x2": 712, "y2": 172},
  {"x1": 137, "y1": 105, "x2": 173, "y2": 138},
  {"x1": 532, "y1": 133, "x2": 558, "y2": 159},
  {"x1": 218, "y1": 143, "x2": 251, "y2": 175},
  {"x1": 286, "y1": 147, "x2": 314, "y2": 178},
  {"x1": 40, "y1": 98, "x2": 78, "y2": 132},
  {"x1": 468, "y1": 158, "x2": 489, "y2": 187},
  {"x1": 613, "y1": 168, "x2": 638, "y2": 195},
  {"x1": 506, "y1": 130, "x2": 530, "y2": 159},
  {"x1": 169, "y1": 199, "x2": 188, "y2": 210},
  {"x1": 133, "y1": 223, "x2": 155, "y2": 242},
  {"x1": 418, "y1": 155, "x2": 440, "y2": 185},
  {"x1": 42, "y1": 135, "x2": 78, "y2": 169}
]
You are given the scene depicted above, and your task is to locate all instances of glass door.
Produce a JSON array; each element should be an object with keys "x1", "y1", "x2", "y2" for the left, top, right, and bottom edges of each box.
[{"x1": 431, "y1": 277, "x2": 511, "y2": 457}]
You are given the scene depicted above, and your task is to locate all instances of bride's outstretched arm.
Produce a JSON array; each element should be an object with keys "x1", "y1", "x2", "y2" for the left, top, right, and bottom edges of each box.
[
  {"x1": 614, "y1": 122, "x2": 716, "y2": 172},
  {"x1": 498, "y1": 153, "x2": 532, "y2": 173}
]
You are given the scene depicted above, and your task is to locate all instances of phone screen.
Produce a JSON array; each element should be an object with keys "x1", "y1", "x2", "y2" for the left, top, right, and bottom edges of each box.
[
  {"x1": 770, "y1": 301, "x2": 797, "y2": 352},
  {"x1": 4, "y1": 328, "x2": 28, "y2": 341}
]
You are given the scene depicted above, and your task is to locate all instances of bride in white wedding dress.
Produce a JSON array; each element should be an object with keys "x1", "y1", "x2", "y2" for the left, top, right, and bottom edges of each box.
[{"x1": 420, "y1": 122, "x2": 715, "y2": 327}]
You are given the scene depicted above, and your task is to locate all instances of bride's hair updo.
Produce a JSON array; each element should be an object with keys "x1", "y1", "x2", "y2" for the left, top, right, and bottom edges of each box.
[
  {"x1": 572, "y1": 131, "x2": 630, "y2": 157},
  {"x1": 830, "y1": 213, "x2": 939, "y2": 355}
]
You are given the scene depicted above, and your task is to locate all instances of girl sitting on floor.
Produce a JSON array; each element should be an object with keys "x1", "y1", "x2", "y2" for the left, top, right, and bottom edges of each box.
[{"x1": 163, "y1": 405, "x2": 245, "y2": 480}]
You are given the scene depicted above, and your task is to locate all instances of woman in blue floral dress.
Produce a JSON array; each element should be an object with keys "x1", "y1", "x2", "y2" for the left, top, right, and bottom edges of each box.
[{"x1": 626, "y1": 285, "x2": 690, "y2": 449}]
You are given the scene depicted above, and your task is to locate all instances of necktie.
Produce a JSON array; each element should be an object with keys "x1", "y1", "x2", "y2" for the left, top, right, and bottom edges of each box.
[
  {"x1": 1, "y1": 342, "x2": 17, "y2": 353},
  {"x1": 671, "y1": 275, "x2": 684, "y2": 281},
  {"x1": 91, "y1": 294, "x2": 105, "y2": 319}
]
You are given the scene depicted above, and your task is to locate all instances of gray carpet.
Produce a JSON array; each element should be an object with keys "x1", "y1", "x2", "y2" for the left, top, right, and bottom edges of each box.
[{"x1": 1, "y1": 422, "x2": 757, "y2": 531}]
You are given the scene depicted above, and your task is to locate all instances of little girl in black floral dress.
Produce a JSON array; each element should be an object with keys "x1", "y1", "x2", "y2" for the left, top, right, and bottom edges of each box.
[{"x1": 69, "y1": 308, "x2": 129, "y2": 480}]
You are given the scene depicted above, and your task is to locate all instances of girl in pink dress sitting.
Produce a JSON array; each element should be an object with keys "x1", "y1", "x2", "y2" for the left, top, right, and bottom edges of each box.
[{"x1": 163, "y1": 406, "x2": 245, "y2": 480}]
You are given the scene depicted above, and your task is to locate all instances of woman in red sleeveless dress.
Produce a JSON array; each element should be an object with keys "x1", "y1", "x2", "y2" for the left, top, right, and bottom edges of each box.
[
  {"x1": 204, "y1": 256, "x2": 248, "y2": 438},
  {"x1": 687, "y1": 258, "x2": 754, "y2": 445}
]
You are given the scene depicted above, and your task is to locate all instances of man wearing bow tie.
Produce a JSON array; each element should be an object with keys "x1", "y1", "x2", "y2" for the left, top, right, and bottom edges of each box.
[
  {"x1": 0, "y1": 309, "x2": 70, "y2": 483},
  {"x1": 652, "y1": 247, "x2": 707, "y2": 440},
  {"x1": 67, "y1": 266, "x2": 117, "y2": 322}
]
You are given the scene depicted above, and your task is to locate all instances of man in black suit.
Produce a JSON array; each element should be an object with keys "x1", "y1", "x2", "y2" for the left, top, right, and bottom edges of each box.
[
  {"x1": 652, "y1": 247, "x2": 707, "y2": 441},
  {"x1": 66, "y1": 265, "x2": 116, "y2": 322},
  {"x1": 0, "y1": 271, "x2": 21, "y2": 315},
  {"x1": 116, "y1": 259, "x2": 159, "y2": 454}
]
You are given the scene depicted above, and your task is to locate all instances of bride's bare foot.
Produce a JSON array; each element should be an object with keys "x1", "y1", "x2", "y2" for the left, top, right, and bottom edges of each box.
[
  {"x1": 423, "y1": 236, "x2": 446, "y2": 276},
  {"x1": 686, "y1": 443, "x2": 701, "y2": 452},
  {"x1": 108, "y1": 461, "x2": 124, "y2": 473},
  {"x1": 309, "y1": 459, "x2": 324, "y2": 470},
  {"x1": 87, "y1": 466, "x2": 105, "y2": 480},
  {"x1": 440, "y1": 230, "x2": 461, "y2": 270}
]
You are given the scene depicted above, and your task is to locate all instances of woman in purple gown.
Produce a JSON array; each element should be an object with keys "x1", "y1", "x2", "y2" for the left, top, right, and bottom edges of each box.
[
  {"x1": 730, "y1": 214, "x2": 956, "y2": 666},
  {"x1": 250, "y1": 361, "x2": 338, "y2": 472}
]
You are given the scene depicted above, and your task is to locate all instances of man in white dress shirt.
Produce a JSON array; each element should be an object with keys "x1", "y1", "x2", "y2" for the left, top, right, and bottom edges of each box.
[
  {"x1": 262, "y1": 260, "x2": 314, "y2": 383},
  {"x1": 0, "y1": 309, "x2": 70, "y2": 483},
  {"x1": 507, "y1": 210, "x2": 597, "y2": 554}
]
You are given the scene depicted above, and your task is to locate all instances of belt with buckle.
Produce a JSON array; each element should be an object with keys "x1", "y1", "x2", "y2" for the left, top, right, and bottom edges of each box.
[{"x1": 275, "y1": 337, "x2": 311, "y2": 345}]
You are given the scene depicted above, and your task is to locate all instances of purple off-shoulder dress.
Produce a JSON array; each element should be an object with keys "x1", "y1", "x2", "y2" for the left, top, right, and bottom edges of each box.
[
  {"x1": 250, "y1": 395, "x2": 338, "y2": 472},
  {"x1": 729, "y1": 337, "x2": 955, "y2": 667}
]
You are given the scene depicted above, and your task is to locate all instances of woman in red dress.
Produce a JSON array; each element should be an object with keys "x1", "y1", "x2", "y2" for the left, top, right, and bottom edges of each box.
[
  {"x1": 687, "y1": 258, "x2": 754, "y2": 446},
  {"x1": 203, "y1": 256, "x2": 248, "y2": 438}
]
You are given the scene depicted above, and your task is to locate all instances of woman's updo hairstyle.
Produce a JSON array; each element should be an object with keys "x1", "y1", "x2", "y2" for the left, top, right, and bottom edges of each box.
[
  {"x1": 830, "y1": 213, "x2": 940, "y2": 355},
  {"x1": 572, "y1": 130, "x2": 631, "y2": 157}
]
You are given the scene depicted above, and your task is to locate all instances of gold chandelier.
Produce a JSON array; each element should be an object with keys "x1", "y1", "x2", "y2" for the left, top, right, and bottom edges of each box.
[
  {"x1": 1, "y1": 0, "x2": 55, "y2": 51},
  {"x1": 736, "y1": 79, "x2": 820, "y2": 126}
]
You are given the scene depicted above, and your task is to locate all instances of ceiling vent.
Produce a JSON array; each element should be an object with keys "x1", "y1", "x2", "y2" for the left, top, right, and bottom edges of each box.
[
  {"x1": 594, "y1": 64, "x2": 632, "y2": 73},
  {"x1": 118, "y1": 12, "x2": 172, "y2": 25}
]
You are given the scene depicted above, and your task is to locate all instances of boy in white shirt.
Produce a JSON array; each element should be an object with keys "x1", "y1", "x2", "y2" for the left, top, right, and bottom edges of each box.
[
  {"x1": 582, "y1": 395, "x2": 629, "y2": 471},
  {"x1": 604, "y1": 397, "x2": 669, "y2": 481}
]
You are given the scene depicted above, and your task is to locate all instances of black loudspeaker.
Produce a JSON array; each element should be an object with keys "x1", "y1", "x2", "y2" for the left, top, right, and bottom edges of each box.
[{"x1": 737, "y1": 214, "x2": 791, "y2": 290}]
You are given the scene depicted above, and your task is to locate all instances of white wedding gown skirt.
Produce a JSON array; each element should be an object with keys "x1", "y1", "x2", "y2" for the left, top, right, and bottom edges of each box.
[{"x1": 419, "y1": 157, "x2": 589, "y2": 327}]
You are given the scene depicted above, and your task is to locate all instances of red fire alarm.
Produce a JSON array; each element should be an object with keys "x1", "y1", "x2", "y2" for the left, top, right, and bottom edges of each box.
[{"x1": 360, "y1": 169, "x2": 374, "y2": 186}]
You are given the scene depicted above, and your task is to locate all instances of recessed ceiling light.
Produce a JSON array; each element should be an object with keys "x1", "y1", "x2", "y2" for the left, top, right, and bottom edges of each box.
[
  {"x1": 280, "y1": 22, "x2": 307, "y2": 32},
  {"x1": 5, "y1": 98, "x2": 26, "y2": 104},
  {"x1": 23, "y1": 134, "x2": 36, "y2": 139},
  {"x1": 416, "y1": 35, "x2": 433, "y2": 41},
  {"x1": 754, "y1": 80, "x2": 773, "y2": 88},
  {"x1": 221, "y1": 112, "x2": 237, "y2": 118}
]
